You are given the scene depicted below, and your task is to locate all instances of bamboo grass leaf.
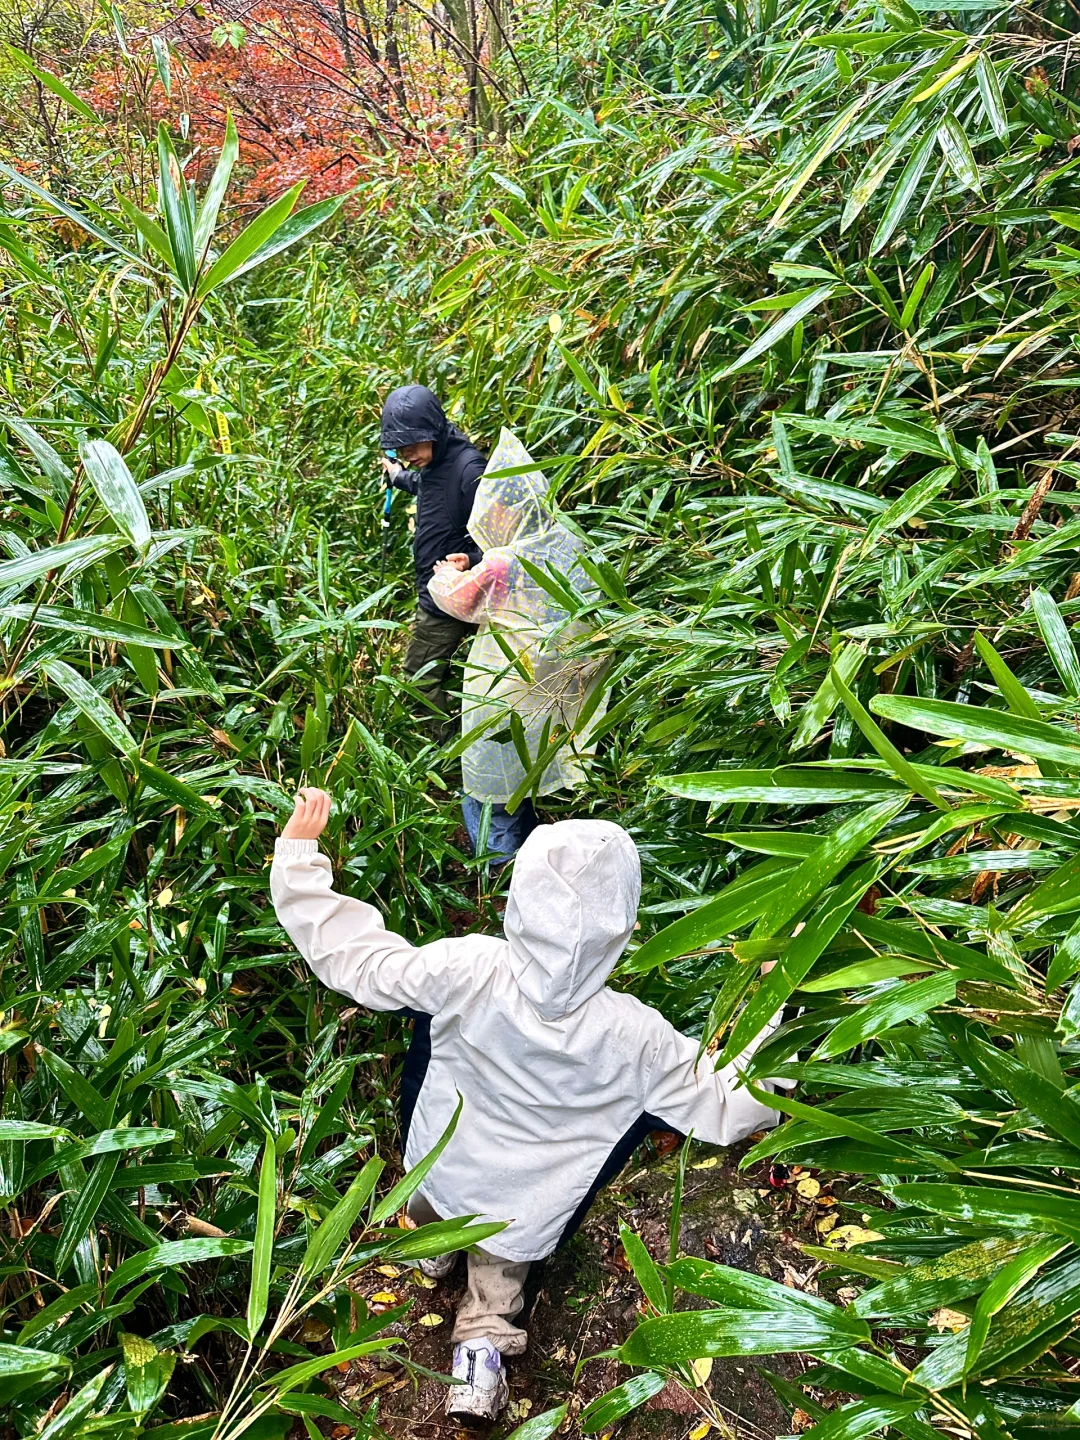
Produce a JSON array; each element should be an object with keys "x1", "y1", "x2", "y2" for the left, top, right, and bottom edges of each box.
[
  {"x1": 658, "y1": 770, "x2": 905, "y2": 805},
  {"x1": 79, "y1": 439, "x2": 152, "y2": 554},
  {"x1": 504, "y1": 1406, "x2": 570, "y2": 1439},
  {"x1": 871, "y1": 128, "x2": 937, "y2": 254},
  {"x1": 871, "y1": 694, "x2": 1080, "y2": 771},
  {"x1": 716, "y1": 859, "x2": 883, "y2": 1066},
  {"x1": 6, "y1": 45, "x2": 98, "y2": 120},
  {"x1": 619, "y1": 1224, "x2": 667, "y2": 1313},
  {"x1": 720, "y1": 285, "x2": 836, "y2": 378},
  {"x1": 936, "y1": 112, "x2": 982, "y2": 194},
  {"x1": 1031, "y1": 588, "x2": 1080, "y2": 695},
  {"x1": 106, "y1": 1238, "x2": 253, "y2": 1298},
  {"x1": 247, "y1": 1133, "x2": 276, "y2": 1339},
  {"x1": 261, "y1": 1338, "x2": 400, "y2": 1396},
  {"x1": 370, "y1": 1095, "x2": 463, "y2": 1223},
  {"x1": 193, "y1": 112, "x2": 238, "y2": 261},
  {"x1": 1, "y1": 603, "x2": 182, "y2": 647},
  {"x1": 55, "y1": 1151, "x2": 121, "y2": 1273},
  {"x1": 157, "y1": 124, "x2": 196, "y2": 292},
  {"x1": 578, "y1": 1375, "x2": 666, "y2": 1432},
  {"x1": 196, "y1": 186, "x2": 342, "y2": 298},
  {"x1": 893, "y1": 1184, "x2": 1080, "y2": 1242},
  {"x1": 863, "y1": 466, "x2": 955, "y2": 550},
  {"x1": 963, "y1": 1238, "x2": 1066, "y2": 1374},
  {"x1": 841, "y1": 120, "x2": 920, "y2": 234},
  {"x1": 976, "y1": 53, "x2": 1009, "y2": 141},
  {"x1": 116, "y1": 193, "x2": 174, "y2": 268},
  {"x1": 41, "y1": 658, "x2": 139, "y2": 760},
  {"x1": 300, "y1": 1157, "x2": 384, "y2": 1278},
  {"x1": 794, "y1": 1399, "x2": 926, "y2": 1440},
  {"x1": 626, "y1": 861, "x2": 794, "y2": 973},
  {"x1": 755, "y1": 797, "x2": 907, "y2": 938},
  {"x1": 831, "y1": 668, "x2": 949, "y2": 810},
  {"x1": 0, "y1": 1343, "x2": 70, "y2": 1378},
  {"x1": 0, "y1": 163, "x2": 143, "y2": 263},
  {"x1": 811, "y1": 971, "x2": 957, "y2": 1059},
  {"x1": 770, "y1": 95, "x2": 869, "y2": 228}
]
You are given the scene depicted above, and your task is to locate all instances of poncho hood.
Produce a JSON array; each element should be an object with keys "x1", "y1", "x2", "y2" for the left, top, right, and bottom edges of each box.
[
  {"x1": 503, "y1": 820, "x2": 641, "y2": 1020},
  {"x1": 380, "y1": 385, "x2": 453, "y2": 463},
  {"x1": 468, "y1": 431, "x2": 551, "y2": 551}
]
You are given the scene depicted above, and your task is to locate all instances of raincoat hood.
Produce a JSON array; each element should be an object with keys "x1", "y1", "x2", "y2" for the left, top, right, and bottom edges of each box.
[
  {"x1": 503, "y1": 820, "x2": 641, "y2": 1020},
  {"x1": 468, "y1": 438, "x2": 551, "y2": 551},
  {"x1": 380, "y1": 385, "x2": 451, "y2": 461}
]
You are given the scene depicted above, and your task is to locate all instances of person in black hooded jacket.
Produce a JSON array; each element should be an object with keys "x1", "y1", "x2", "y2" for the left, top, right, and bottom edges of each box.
[{"x1": 380, "y1": 385, "x2": 486, "y2": 740}]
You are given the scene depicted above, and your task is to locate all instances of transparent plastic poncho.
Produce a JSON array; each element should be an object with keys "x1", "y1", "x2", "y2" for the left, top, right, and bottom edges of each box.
[{"x1": 427, "y1": 429, "x2": 606, "y2": 804}]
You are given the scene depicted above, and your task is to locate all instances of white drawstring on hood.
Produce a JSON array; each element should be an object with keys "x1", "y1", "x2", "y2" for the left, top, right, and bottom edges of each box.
[{"x1": 504, "y1": 820, "x2": 640, "y2": 1021}]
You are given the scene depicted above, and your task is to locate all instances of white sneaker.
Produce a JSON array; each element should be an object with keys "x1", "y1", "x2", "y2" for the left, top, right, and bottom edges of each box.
[
  {"x1": 417, "y1": 1252, "x2": 457, "y2": 1280},
  {"x1": 446, "y1": 1338, "x2": 509, "y2": 1422}
]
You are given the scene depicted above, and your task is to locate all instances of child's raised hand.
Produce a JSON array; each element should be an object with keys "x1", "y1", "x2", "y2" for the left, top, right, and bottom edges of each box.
[{"x1": 282, "y1": 788, "x2": 331, "y2": 841}]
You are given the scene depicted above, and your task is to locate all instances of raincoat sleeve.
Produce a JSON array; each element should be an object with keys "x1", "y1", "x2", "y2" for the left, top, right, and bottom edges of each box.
[
  {"x1": 643, "y1": 1015, "x2": 784, "y2": 1146},
  {"x1": 271, "y1": 838, "x2": 456, "y2": 1012},
  {"x1": 428, "y1": 551, "x2": 511, "y2": 623},
  {"x1": 391, "y1": 466, "x2": 420, "y2": 496}
]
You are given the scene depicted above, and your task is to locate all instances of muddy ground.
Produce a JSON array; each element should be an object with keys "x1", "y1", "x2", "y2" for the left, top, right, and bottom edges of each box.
[{"x1": 332, "y1": 1138, "x2": 863, "y2": 1440}]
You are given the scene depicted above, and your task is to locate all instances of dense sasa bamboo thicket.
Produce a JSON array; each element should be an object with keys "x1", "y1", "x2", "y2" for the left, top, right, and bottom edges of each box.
[{"x1": 2, "y1": 0, "x2": 1080, "y2": 1434}]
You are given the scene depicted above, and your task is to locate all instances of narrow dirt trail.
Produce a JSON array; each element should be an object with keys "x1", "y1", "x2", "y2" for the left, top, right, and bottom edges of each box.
[{"x1": 333, "y1": 1139, "x2": 845, "y2": 1439}]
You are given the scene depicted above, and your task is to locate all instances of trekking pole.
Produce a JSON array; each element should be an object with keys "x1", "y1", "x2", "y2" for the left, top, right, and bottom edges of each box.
[{"x1": 378, "y1": 481, "x2": 394, "y2": 585}]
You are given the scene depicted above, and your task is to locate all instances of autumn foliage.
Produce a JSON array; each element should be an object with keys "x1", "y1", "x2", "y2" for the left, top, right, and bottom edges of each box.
[{"x1": 82, "y1": 0, "x2": 469, "y2": 204}]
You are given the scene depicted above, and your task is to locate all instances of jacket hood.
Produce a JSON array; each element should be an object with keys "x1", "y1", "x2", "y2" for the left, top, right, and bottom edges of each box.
[
  {"x1": 380, "y1": 385, "x2": 449, "y2": 457},
  {"x1": 504, "y1": 820, "x2": 641, "y2": 1020}
]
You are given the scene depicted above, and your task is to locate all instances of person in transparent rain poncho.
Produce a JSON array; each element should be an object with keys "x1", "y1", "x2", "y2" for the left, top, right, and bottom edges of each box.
[{"x1": 428, "y1": 430, "x2": 606, "y2": 861}]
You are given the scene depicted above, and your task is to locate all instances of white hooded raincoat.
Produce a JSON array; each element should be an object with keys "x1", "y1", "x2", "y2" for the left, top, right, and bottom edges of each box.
[
  {"x1": 272, "y1": 820, "x2": 783, "y2": 1263},
  {"x1": 427, "y1": 430, "x2": 604, "y2": 804}
]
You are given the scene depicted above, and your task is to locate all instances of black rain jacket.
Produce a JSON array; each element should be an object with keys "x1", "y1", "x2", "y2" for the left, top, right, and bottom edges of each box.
[{"x1": 380, "y1": 385, "x2": 485, "y2": 615}]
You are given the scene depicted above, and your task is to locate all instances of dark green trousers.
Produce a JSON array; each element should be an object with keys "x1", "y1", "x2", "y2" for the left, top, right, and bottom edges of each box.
[{"x1": 403, "y1": 608, "x2": 476, "y2": 742}]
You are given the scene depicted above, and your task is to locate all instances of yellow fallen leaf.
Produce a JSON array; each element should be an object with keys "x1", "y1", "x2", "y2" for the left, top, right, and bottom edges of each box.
[
  {"x1": 932, "y1": 1307, "x2": 970, "y2": 1333},
  {"x1": 411, "y1": 1269, "x2": 437, "y2": 1289},
  {"x1": 417, "y1": 1312, "x2": 444, "y2": 1327},
  {"x1": 692, "y1": 1156, "x2": 719, "y2": 1170},
  {"x1": 690, "y1": 1423, "x2": 712, "y2": 1439},
  {"x1": 796, "y1": 1177, "x2": 821, "y2": 1200},
  {"x1": 376, "y1": 1265, "x2": 402, "y2": 1278},
  {"x1": 816, "y1": 1213, "x2": 838, "y2": 1235},
  {"x1": 690, "y1": 1357, "x2": 713, "y2": 1387},
  {"x1": 370, "y1": 1291, "x2": 398, "y2": 1305},
  {"x1": 156, "y1": 887, "x2": 173, "y2": 908},
  {"x1": 825, "y1": 1225, "x2": 884, "y2": 1250}
]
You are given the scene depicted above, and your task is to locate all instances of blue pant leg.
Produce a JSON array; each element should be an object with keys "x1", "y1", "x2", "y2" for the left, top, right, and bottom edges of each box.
[{"x1": 461, "y1": 797, "x2": 539, "y2": 861}]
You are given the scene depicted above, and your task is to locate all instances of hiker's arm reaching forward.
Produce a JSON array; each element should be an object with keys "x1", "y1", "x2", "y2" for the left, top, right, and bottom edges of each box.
[
  {"x1": 643, "y1": 1016, "x2": 784, "y2": 1146},
  {"x1": 271, "y1": 790, "x2": 454, "y2": 1013}
]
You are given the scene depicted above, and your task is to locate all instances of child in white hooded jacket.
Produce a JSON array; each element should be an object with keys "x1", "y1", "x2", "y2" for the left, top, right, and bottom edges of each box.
[{"x1": 271, "y1": 789, "x2": 786, "y2": 1421}]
